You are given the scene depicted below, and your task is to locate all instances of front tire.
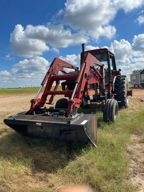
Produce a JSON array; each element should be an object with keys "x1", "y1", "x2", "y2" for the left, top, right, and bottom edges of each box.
[
  {"x1": 103, "y1": 99, "x2": 118, "y2": 122},
  {"x1": 55, "y1": 98, "x2": 68, "y2": 110}
]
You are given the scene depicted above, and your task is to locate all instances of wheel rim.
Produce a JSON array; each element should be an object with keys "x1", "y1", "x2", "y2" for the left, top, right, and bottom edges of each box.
[
  {"x1": 126, "y1": 98, "x2": 129, "y2": 106},
  {"x1": 114, "y1": 103, "x2": 118, "y2": 120},
  {"x1": 125, "y1": 97, "x2": 129, "y2": 107}
]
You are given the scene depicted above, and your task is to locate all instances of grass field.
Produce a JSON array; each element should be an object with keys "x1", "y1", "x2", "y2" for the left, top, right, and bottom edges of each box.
[
  {"x1": 0, "y1": 87, "x2": 39, "y2": 94},
  {"x1": 0, "y1": 88, "x2": 144, "y2": 192}
]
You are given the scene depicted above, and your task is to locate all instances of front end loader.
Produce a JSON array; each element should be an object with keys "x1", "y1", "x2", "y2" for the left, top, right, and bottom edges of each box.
[{"x1": 4, "y1": 45, "x2": 132, "y2": 145}]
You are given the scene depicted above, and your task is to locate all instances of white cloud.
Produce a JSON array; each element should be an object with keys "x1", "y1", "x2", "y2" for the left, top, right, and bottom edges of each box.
[
  {"x1": 60, "y1": 54, "x2": 80, "y2": 66},
  {"x1": 85, "y1": 45, "x2": 99, "y2": 50},
  {"x1": 110, "y1": 35, "x2": 144, "y2": 76},
  {"x1": 25, "y1": 24, "x2": 87, "y2": 48},
  {"x1": 1, "y1": 32, "x2": 144, "y2": 87},
  {"x1": 11, "y1": 56, "x2": 49, "y2": 78},
  {"x1": 113, "y1": 0, "x2": 144, "y2": 12},
  {"x1": 111, "y1": 39, "x2": 132, "y2": 63},
  {"x1": 132, "y1": 34, "x2": 144, "y2": 51},
  {"x1": 10, "y1": 25, "x2": 49, "y2": 57},
  {"x1": 91, "y1": 25, "x2": 116, "y2": 39},
  {"x1": 64, "y1": 0, "x2": 116, "y2": 39},
  {"x1": 4, "y1": 0, "x2": 144, "y2": 87},
  {"x1": 63, "y1": 0, "x2": 144, "y2": 40},
  {"x1": 0, "y1": 70, "x2": 10, "y2": 77},
  {"x1": 0, "y1": 70, "x2": 11, "y2": 88},
  {"x1": 0, "y1": 57, "x2": 49, "y2": 88},
  {"x1": 10, "y1": 0, "x2": 144, "y2": 59},
  {"x1": 137, "y1": 15, "x2": 144, "y2": 25},
  {"x1": 10, "y1": 24, "x2": 87, "y2": 57},
  {"x1": 64, "y1": 0, "x2": 115, "y2": 29}
]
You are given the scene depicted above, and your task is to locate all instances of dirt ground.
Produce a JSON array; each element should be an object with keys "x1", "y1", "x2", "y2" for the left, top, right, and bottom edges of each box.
[
  {"x1": 132, "y1": 88, "x2": 144, "y2": 101},
  {"x1": 0, "y1": 88, "x2": 144, "y2": 192},
  {"x1": 127, "y1": 134, "x2": 144, "y2": 192},
  {"x1": 0, "y1": 93, "x2": 62, "y2": 114},
  {"x1": 127, "y1": 88, "x2": 144, "y2": 192},
  {"x1": 0, "y1": 94, "x2": 32, "y2": 113}
]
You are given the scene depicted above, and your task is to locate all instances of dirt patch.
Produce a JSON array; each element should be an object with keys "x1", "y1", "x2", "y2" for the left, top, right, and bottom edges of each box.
[
  {"x1": 57, "y1": 184, "x2": 94, "y2": 192},
  {"x1": 132, "y1": 88, "x2": 144, "y2": 102},
  {"x1": 0, "y1": 93, "x2": 62, "y2": 114},
  {"x1": 0, "y1": 94, "x2": 33, "y2": 114},
  {"x1": 127, "y1": 134, "x2": 144, "y2": 192},
  {"x1": 126, "y1": 89, "x2": 144, "y2": 191}
]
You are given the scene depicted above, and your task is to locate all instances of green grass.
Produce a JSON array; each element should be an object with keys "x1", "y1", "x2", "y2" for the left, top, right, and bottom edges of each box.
[
  {"x1": 0, "y1": 86, "x2": 62, "y2": 94},
  {"x1": 0, "y1": 87, "x2": 39, "y2": 94},
  {"x1": 0, "y1": 97, "x2": 144, "y2": 191},
  {"x1": 56, "y1": 106, "x2": 144, "y2": 192}
]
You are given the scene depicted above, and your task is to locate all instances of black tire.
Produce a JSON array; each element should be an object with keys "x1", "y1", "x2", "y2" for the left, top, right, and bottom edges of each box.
[
  {"x1": 103, "y1": 99, "x2": 111, "y2": 122},
  {"x1": 103, "y1": 99, "x2": 118, "y2": 122},
  {"x1": 55, "y1": 98, "x2": 68, "y2": 110},
  {"x1": 114, "y1": 75, "x2": 129, "y2": 108}
]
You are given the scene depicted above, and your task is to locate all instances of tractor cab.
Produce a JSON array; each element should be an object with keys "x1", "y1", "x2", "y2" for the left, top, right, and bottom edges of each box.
[
  {"x1": 82, "y1": 48, "x2": 117, "y2": 73},
  {"x1": 81, "y1": 47, "x2": 120, "y2": 91}
]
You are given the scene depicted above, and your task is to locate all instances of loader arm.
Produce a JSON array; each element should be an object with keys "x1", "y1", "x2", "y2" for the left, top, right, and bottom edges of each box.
[
  {"x1": 29, "y1": 58, "x2": 78, "y2": 112},
  {"x1": 29, "y1": 53, "x2": 105, "y2": 116},
  {"x1": 67, "y1": 52, "x2": 105, "y2": 116}
]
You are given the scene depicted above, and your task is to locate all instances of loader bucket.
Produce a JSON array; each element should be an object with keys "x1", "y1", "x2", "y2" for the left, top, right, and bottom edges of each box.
[{"x1": 4, "y1": 113, "x2": 97, "y2": 146}]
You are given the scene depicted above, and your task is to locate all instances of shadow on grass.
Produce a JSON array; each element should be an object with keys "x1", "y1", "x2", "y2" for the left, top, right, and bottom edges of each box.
[
  {"x1": 0, "y1": 104, "x2": 104, "y2": 175},
  {"x1": 0, "y1": 130, "x2": 86, "y2": 174}
]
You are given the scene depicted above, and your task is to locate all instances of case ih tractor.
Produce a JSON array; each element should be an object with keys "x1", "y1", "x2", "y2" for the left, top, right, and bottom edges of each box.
[{"x1": 4, "y1": 45, "x2": 132, "y2": 146}]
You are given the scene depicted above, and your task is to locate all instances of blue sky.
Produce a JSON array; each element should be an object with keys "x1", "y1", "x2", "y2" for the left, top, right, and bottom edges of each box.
[{"x1": 0, "y1": 0, "x2": 144, "y2": 88}]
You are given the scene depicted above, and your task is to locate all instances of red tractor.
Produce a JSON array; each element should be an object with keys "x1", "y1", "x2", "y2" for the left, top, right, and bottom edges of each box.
[{"x1": 4, "y1": 44, "x2": 132, "y2": 146}]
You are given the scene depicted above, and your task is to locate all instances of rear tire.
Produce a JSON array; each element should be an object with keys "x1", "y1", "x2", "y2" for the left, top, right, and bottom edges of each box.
[
  {"x1": 55, "y1": 98, "x2": 68, "y2": 110},
  {"x1": 103, "y1": 99, "x2": 118, "y2": 122},
  {"x1": 114, "y1": 75, "x2": 129, "y2": 108}
]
